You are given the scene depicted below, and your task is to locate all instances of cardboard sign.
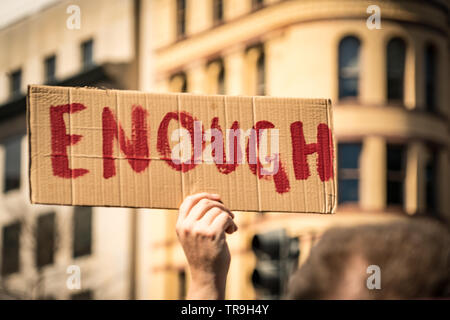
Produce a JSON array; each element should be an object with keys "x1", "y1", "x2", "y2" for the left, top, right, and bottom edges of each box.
[{"x1": 28, "y1": 85, "x2": 336, "y2": 213}]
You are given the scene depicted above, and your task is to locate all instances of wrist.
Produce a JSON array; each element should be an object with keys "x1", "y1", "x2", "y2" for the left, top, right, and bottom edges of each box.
[{"x1": 188, "y1": 269, "x2": 227, "y2": 300}]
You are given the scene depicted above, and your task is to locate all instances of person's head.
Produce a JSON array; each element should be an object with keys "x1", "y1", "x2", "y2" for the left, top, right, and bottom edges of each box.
[{"x1": 286, "y1": 218, "x2": 450, "y2": 299}]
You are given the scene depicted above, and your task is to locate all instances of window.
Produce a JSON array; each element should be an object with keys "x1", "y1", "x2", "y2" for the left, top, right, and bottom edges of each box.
[
  {"x1": 256, "y1": 48, "x2": 265, "y2": 96},
  {"x1": 207, "y1": 59, "x2": 225, "y2": 95},
  {"x1": 3, "y1": 135, "x2": 22, "y2": 193},
  {"x1": 386, "y1": 144, "x2": 405, "y2": 206},
  {"x1": 218, "y1": 63, "x2": 225, "y2": 95},
  {"x1": 178, "y1": 269, "x2": 186, "y2": 299},
  {"x1": 71, "y1": 290, "x2": 93, "y2": 300},
  {"x1": 73, "y1": 207, "x2": 93, "y2": 258},
  {"x1": 338, "y1": 143, "x2": 361, "y2": 204},
  {"x1": 10, "y1": 69, "x2": 22, "y2": 98},
  {"x1": 176, "y1": 0, "x2": 186, "y2": 38},
  {"x1": 425, "y1": 148, "x2": 437, "y2": 213},
  {"x1": 170, "y1": 72, "x2": 187, "y2": 93},
  {"x1": 387, "y1": 38, "x2": 406, "y2": 103},
  {"x1": 338, "y1": 36, "x2": 360, "y2": 99},
  {"x1": 1, "y1": 222, "x2": 21, "y2": 276},
  {"x1": 252, "y1": 0, "x2": 264, "y2": 10},
  {"x1": 81, "y1": 39, "x2": 94, "y2": 69},
  {"x1": 36, "y1": 212, "x2": 56, "y2": 268},
  {"x1": 425, "y1": 44, "x2": 437, "y2": 112},
  {"x1": 44, "y1": 55, "x2": 56, "y2": 84},
  {"x1": 246, "y1": 45, "x2": 265, "y2": 95},
  {"x1": 213, "y1": 0, "x2": 223, "y2": 24}
]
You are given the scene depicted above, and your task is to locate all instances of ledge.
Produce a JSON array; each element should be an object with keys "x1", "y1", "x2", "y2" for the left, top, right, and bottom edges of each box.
[
  {"x1": 333, "y1": 104, "x2": 449, "y2": 146},
  {"x1": 0, "y1": 63, "x2": 130, "y2": 122}
]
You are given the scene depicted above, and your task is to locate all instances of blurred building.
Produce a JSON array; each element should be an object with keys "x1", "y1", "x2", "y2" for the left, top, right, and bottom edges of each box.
[
  {"x1": 0, "y1": 0, "x2": 449, "y2": 300},
  {"x1": 0, "y1": 0, "x2": 142, "y2": 300},
  {"x1": 148, "y1": 0, "x2": 449, "y2": 299}
]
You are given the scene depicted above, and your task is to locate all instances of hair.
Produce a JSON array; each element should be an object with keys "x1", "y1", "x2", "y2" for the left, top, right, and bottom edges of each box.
[{"x1": 286, "y1": 218, "x2": 450, "y2": 299}]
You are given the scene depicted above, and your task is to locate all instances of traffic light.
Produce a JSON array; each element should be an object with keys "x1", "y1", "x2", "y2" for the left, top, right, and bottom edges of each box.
[{"x1": 251, "y1": 229, "x2": 300, "y2": 299}]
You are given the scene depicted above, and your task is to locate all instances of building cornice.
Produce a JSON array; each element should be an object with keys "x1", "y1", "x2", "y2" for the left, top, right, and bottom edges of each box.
[
  {"x1": 155, "y1": 0, "x2": 449, "y2": 76},
  {"x1": 333, "y1": 104, "x2": 450, "y2": 146}
]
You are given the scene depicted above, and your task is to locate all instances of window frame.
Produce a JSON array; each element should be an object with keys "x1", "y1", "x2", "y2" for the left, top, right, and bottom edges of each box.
[
  {"x1": 207, "y1": 58, "x2": 225, "y2": 95},
  {"x1": 338, "y1": 36, "x2": 361, "y2": 101},
  {"x1": 212, "y1": 0, "x2": 224, "y2": 24},
  {"x1": 386, "y1": 37, "x2": 407, "y2": 105},
  {"x1": 36, "y1": 212, "x2": 56, "y2": 269},
  {"x1": 337, "y1": 142, "x2": 362, "y2": 206},
  {"x1": 169, "y1": 72, "x2": 188, "y2": 93},
  {"x1": 10, "y1": 69, "x2": 22, "y2": 98},
  {"x1": 386, "y1": 143, "x2": 406, "y2": 208},
  {"x1": 1, "y1": 222, "x2": 21, "y2": 276},
  {"x1": 44, "y1": 55, "x2": 57, "y2": 84},
  {"x1": 81, "y1": 39, "x2": 94, "y2": 70},
  {"x1": 73, "y1": 206, "x2": 93, "y2": 258},
  {"x1": 256, "y1": 46, "x2": 265, "y2": 96},
  {"x1": 176, "y1": 0, "x2": 187, "y2": 39},
  {"x1": 2, "y1": 134, "x2": 23, "y2": 193},
  {"x1": 425, "y1": 144, "x2": 438, "y2": 215},
  {"x1": 424, "y1": 43, "x2": 438, "y2": 113}
]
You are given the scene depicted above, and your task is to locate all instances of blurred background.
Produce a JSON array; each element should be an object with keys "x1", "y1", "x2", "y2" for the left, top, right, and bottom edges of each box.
[{"x1": 0, "y1": 0, "x2": 448, "y2": 299}]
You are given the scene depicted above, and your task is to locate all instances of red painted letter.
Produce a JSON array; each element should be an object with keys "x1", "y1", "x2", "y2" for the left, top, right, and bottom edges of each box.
[
  {"x1": 290, "y1": 121, "x2": 334, "y2": 182},
  {"x1": 50, "y1": 103, "x2": 89, "y2": 178},
  {"x1": 210, "y1": 117, "x2": 240, "y2": 174},
  {"x1": 102, "y1": 105, "x2": 150, "y2": 179},
  {"x1": 157, "y1": 111, "x2": 204, "y2": 172},
  {"x1": 247, "y1": 121, "x2": 290, "y2": 194}
]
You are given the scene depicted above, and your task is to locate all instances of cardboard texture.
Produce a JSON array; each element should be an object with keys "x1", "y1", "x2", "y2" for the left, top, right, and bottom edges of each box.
[{"x1": 28, "y1": 85, "x2": 336, "y2": 213}]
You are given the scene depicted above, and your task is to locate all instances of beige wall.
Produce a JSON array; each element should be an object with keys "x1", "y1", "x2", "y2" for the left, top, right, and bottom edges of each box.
[
  {"x1": 0, "y1": 0, "x2": 137, "y2": 300},
  {"x1": 148, "y1": 0, "x2": 450, "y2": 299},
  {"x1": 0, "y1": 0, "x2": 135, "y2": 103}
]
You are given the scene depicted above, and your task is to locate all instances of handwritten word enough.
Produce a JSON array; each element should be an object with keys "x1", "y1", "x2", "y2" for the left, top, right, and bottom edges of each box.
[{"x1": 50, "y1": 103, "x2": 334, "y2": 194}]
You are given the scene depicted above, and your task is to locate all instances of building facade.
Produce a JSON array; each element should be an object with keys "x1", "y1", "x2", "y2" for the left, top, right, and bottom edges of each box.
[
  {"x1": 147, "y1": 0, "x2": 450, "y2": 299},
  {"x1": 0, "y1": 0, "x2": 141, "y2": 299}
]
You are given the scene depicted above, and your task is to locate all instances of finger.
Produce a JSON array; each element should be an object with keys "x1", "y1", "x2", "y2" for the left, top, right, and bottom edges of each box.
[
  {"x1": 188, "y1": 199, "x2": 233, "y2": 222},
  {"x1": 210, "y1": 212, "x2": 237, "y2": 235},
  {"x1": 199, "y1": 208, "x2": 237, "y2": 235},
  {"x1": 200, "y1": 207, "x2": 224, "y2": 226},
  {"x1": 225, "y1": 221, "x2": 238, "y2": 234},
  {"x1": 178, "y1": 193, "x2": 220, "y2": 220}
]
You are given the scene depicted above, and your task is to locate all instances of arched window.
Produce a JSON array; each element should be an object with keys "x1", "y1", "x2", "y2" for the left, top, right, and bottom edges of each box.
[
  {"x1": 246, "y1": 44, "x2": 265, "y2": 95},
  {"x1": 256, "y1": 49, "x2": 265, "y2": 96},
  {"x1": 387, "y1": 37, "x2": 406, "y2": 103},
  {"x1": 338, "y1": 36, "x2": 360, "y2": 99},
  {"x1": 425, "y1": 44, "x2": 437, "y2": 112},
  {"x1": 218, "y1": 61, "x2": 225, "y2": 95},
  {"x1": 170, "y1": 72, "x2": 187, "y2": 93},
  {"x1": 206, "y1": 59, "x2": 225, "y2": 95}
]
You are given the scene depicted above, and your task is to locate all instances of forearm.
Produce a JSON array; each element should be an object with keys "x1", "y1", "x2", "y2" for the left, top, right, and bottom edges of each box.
[
  {"x1": 177, "y1": 193, "x2": 236, "y2": 300},
  {"x1": 187, "y1": 270, "x2": 227, "y2": 300}
]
